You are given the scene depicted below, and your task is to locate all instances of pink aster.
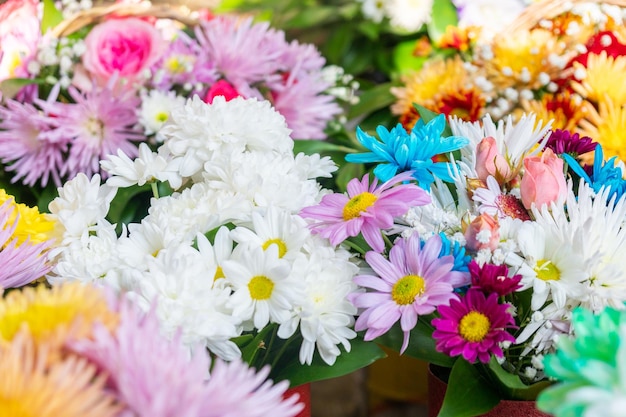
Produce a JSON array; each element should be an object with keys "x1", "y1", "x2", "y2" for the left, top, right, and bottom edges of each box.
[
  {"x1": 0, "y1": 200, "x2": 53, "y2": 288},
  {"x1": 432, "y1": 289, "x2": 516, "y2": 364},
  {"x1": 50, "y1": 82, "x2": 144, "y2": 179},
  {"x1": 351, "y1": 233, "x2": 466, "y2": 353},
  {"x1": 299, "y1": 171, "x2": 430, "y2": 252},
  {"x1": 468, "y1": 260, "x2": 522, "y2": 297},
  {"x1": 0, "y1": 86, "x2": 68, "y2": 186},
  {"x1": 472, "y1": 175, "x2": 531, "y2": 220}
]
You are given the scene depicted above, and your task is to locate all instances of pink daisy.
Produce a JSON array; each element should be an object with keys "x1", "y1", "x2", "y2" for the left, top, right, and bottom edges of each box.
[
  {"x1": 468, "y1": 260, "x2": 522, "y2": 297},
  {"x1": 472, "y1": 176, "x2": 531, "y2": 221},
  {"x1": 299, "y1": 171, "x2": 430, "y2": 252},
  {"x1": 0, "y1": 86, "x2": 68, "y2": 186},
  {"x1": 0, "y1": 200, "x2": 52, "y2": 288},
  {"x1": 351, "y1": 233, "x2": 466, "y2": 352},
  {"x1": 432, "y1": 289, "x2": 516, "y2": 364},
  {"x1": 51, "y1": 83, "x2": 144, "y2": 179}
]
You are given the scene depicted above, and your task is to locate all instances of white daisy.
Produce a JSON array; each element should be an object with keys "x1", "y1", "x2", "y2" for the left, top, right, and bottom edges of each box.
[
  {"x1": 473, "y1": 175, "x2": 531, "y2": 220},
  {"x1": 222, "y1": 245, "x2": 301, "y2": 330},
  {"x1": 160, "y1": 95, "x2": 294, "y2": 179},
  {"x1": 195, "y1": 226, "x2": 236, "y2": 288},
  {"x1": 358, "y1": 0, "x2": 385, "y2": 23},
  {"x1": 230, "y1": 206, "x2": 310, "y2": 261},
  {"x1": 383, "y1": 0, "x2": 433, "y2": 33},
  {"x1": 138, "y1": 89, "x2": 186, "y2": 137},
  {"x1": 100, "y1": 142, "x2": 183, "y2": 189},
  {"x1": 515, "y1": 301, "x2": 574, "y2": 356}
]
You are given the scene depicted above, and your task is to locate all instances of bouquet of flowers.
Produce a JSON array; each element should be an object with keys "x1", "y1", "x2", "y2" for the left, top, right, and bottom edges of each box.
[
  {"x1": 390, "y1": 0, "x2": 626, "y2": 167},
  {"x1": 298, "y1": 105, "x2": 626, "y2": 416},
  {"x1": 0, "y1": 282, "x2": 305, "y2": 416},
  {"x1": 0, "y1": 0, "x2": 356, "y2": 210}
]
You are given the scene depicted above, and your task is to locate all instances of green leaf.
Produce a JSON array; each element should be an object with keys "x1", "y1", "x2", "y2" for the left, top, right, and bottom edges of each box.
[
  {"x1": 281, "y1": 6, "x2": 340, "y2": 29},
  {"x1": 393, "y1": 40, "x2": 428, "y2": 74},
  {"x1": 438, "y1": 359, "x2": 500, "y2": 417},
  {"x1": 374, "y1": 320, "x2": 456, "y2": 368},
  {"x1": 41, "y1": 0, "x2": 64, "y2": 34},
  {"x1": 511, "y1": 380, "x2": 554, "y2": 401},
  {"x1": 106, "y1": 184, "x2": 151, "y2": 226},
  {"x1": 270, "y1": 336, "x2": 385, "y2": 387},
  {"x1": 347, "y1": 82, "x2": 395, "y2": 120},
  {"x1": 240, "y1": 325, "x2": 277, "y2": 366},
  {"x1": 357, "y1": 20, "x2": 381, "y2": 41},
  {"x1": 413, "y1": 103, "x2": 453, "y2": 136},
  {"x1": 426, "y1": 0, "x2": 458, "y2": 44},
  {"x1": 0, "y1": 78, "x2": 43, "y2": 100},
  {"x1": 293, "y1": 140, "x2": 357, "y2": 157}
]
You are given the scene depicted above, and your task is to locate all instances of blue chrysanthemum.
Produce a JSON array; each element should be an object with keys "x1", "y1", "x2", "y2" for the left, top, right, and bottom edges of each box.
[{"x1": 346, "y1": 114, "x2": 469, "y2": 190}]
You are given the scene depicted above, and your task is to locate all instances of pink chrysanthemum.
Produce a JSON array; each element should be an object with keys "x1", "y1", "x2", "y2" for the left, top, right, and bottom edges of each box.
[
  {"x1": 432, "y1": 289, "x2": 516, "y2": 364},
  {"x1": 51, "y1": 83, "x2": 144, "y2": 179},
  {"x1": 351, "y1": 233, "x2": 466, "y2": 352},
  {"x1": 0, "y1": 87, "x2": 68, "y2": 186},
  {"x1": 299, "y1": 172, "x2": 430, "y2": 252},
  {"x1": 204, "y1": 359, "x2": 304, "y2": 417},
  {"x1": 0, "y1": 200, "x2": 52, "y2": 288},
  {"x1": 468, "y1": 260, "x2": 522, "y2": 297}
]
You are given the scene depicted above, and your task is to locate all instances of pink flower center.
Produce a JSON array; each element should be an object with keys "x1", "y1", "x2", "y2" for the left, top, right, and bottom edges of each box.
[
  {"x1": 343, "y1": 192, "x2": 378, "y2": 220},
  {"x1": 248, "y1": 275, "x2": 274, "y2": 300},
  {"x1": 459, "y1": 311, "x2": 490, "y2": 342},
  {"x1": 391, "y1": 275, "x2": 425, "y2": 305}
]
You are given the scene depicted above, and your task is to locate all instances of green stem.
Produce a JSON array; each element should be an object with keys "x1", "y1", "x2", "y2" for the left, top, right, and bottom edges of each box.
[
  {"x1": 150, "y1": 182, "x2": 160, "y2": 199},
  {"x1": 382, "y1": 233, "x2": 394, "y2": 251},
  {"x1": 270, "y1": 334, "x2": 297, "y2": 370},
  {"x1": 258, "y1": 325, "x2": 278, "y2": 368},
  {"x1": 342, "y1": 239, "x2": 368, "y2": 256}
]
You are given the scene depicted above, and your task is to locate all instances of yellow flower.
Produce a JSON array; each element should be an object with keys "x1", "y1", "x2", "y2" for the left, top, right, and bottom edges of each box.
[
  {"x1": 0, "y1": 189, "x2": 56, "y2": 246},
  {"x1": 521, "y1": 91, "x2": 588, "y2": 132},
  {"x1": 579, "y1": 98, "x2": 626, "y2": 163},
  {"x1": 571, "y1": 52, "x2": 626, "y2": 106},
  {"x1": 0, "y1": 331, "x2": 119, "y2": 417},
  {"x1": 0, "y1": 283, "x2": 119, "y2": 350}
]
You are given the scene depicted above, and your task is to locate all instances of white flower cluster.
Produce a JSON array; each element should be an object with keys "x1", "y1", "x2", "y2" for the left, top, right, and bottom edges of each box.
[{"x1": 47, "y1": 96, "x2": 359, "y2": 366}]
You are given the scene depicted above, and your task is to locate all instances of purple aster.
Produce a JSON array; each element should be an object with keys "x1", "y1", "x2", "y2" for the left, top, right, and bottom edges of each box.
[
  {"x1": 50, "y1": 83, "x2": 144, "y2": 179},
  {"x1": 0, "y1": 86, "x2": 68, "y2": 186},
  {"x1": 468, "y1": 260, "x2": 522, "y2": 296},
  {"x1": 432, "y1": 289, "x2": 516, "y2": 364},
  {"x1": 545, "y1": 129, "x2": 597, "y2": 157},
  {"x1": 299, "y1": 171, "x2": 430, "y2": 252},
  {"x1": 0, "y1": 200, "x2": 52, "y2": 288},
  {"x1": 351, "y1": 233, "x2": 466, "y2": 353},
  {"x1": 203, "y1": 360, "x2": 304, "y2": 417}
]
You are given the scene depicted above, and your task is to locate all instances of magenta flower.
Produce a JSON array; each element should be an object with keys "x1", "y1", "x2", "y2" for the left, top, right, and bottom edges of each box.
[
  {"x1": 299, "y1": 172, "x2": 430, "y2": 252},
  {"x1": 0, "y1": 201, "x2": 52, "y2": 288},
  {"x1": 432, "y1": 289, "x2": 516, "y2": 363},
  {"x1": 351, "y1": 233, "x2": 466, "y2": 352},
  {"x1": 468, "y1": 260, "x2": 522, "y2": 296}
]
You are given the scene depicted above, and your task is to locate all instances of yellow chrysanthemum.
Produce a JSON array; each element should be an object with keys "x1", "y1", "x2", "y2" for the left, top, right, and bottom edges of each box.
[
  {"x1": 0, "y1": 283, "x2": 119, "y2": 350},
  {"x1": 0, "y1": 332, "x2": 119, "y2": 417},
  {"x1": 483, "y1": 28, "x2": 566, "y2": 90},
  {"x1": 571, "y1": 52, "x2": 626, "y2": 106},
  {"x1": 0, "y1": 189, "x2": 56, "y2": 246},
  {"x1": 579, "y1": 98, "x2": 626, "y2": 163},
  {"x1": 521, "y1": 91, "x2": 588, "y2": 132}
]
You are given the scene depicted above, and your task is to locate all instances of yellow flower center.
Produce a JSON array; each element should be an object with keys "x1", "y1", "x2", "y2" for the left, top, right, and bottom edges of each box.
[
  {"x1": 213, "y1": 265, "x2": 225, "y2": 282},
  {"x1": 155, "y1": 111, "x2": 169, "y2": 123},
  {"x1": 248, "y1": 275, "x2": 274, "y2": 300},
  {"x1": 391, "y1": 275, "x2": 425, "y2": 305},
  {"x1": 343, "y1": 192, "x2": 378, "y2": 220},
  {"x1": 165, "y1": 55, "x2": 193, "y2": 74},
  {"x1": 534, "y1": 259, "x2": 560, "y2": 281},
  {"x1": 458, "y1": 311, "x2": 491, "y2": 342},
  {"x1": 262, "y1": 239, "x2": 288, "y2": 258}
]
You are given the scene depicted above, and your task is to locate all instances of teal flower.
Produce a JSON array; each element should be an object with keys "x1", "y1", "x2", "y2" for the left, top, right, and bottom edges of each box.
[
  {"x1": 537, "y1": 306, "x2": 626, "y2": 417},
  {"x1": 346, "y1": 114, "x2": 469, "y2": 190}
]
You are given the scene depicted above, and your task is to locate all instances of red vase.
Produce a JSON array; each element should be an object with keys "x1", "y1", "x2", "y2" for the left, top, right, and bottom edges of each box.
[
  {"x1": 427, "y1": 365, "x2": 551, "y2": 417},
  {"x1": 284, "y1": 383, "x2": 311, "y2": 417}
]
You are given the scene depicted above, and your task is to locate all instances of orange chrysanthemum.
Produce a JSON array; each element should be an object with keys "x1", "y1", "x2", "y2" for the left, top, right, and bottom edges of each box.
[
  {"x1": 579, "y1": 98, "x2": 626, "y2": 163},
  {"x1": 438, "y1": 25, "x2": 478, "y2": 53},
  {"x1": 522, "y1": 91, "x2": 588, "y2": 132}
]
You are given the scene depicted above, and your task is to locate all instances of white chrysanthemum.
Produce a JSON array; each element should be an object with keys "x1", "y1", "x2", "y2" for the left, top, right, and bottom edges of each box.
[
  {"x1": 100, "y1": 143, "x2": 183, "y2": 189},
  {"x1": 47, "y1": 220, "x2": 120, "y2": 285},
  {"x1": 146, "y1": 182, "x2": 252, "y2": 242},
  {"x1": 222, "y1": 245, "x2": 302, "y2": 330},
  {"x1": 453, "y1": 0, "x2": 526, "y2": 40},
  {"x1": 202, "y1": 150, "x2": 326, "y2": 212},
  {"x1": 506, "y1": 220, "x2": 587, "y2": 311},
  {"x1": 160, "y1": 95, "x2": 294, "y2": 178},
  {"x1": 230, "y1": 206, "x2": 310, "y2": 261},
  {"x1": 384, "y1": 0, "x2": 433, "y2": 32},
  {"x1": 515, "y1": 301, "x2": 574, "y2": 356},
  {"x1": 293, "y1": 152, "x2": 337, "y2": 179},
  {"x1": 138, "y1": 89, "x2": 186, "y2": 136},
  {"x1": 358, "y1": 0, "x2": 385, "y2": 23},
  {"x1": 128, "y1": 241, "x2": 242, "y2": 360},
  {"x1": 278, "y1": 239, "x2": 360, "y2": 365},
  {"x1": 48, "y1": 173, "x2": 117, "y2": 239},
  {"x1": 449, "y1": 113, "x2": 552, "y2": 178}
]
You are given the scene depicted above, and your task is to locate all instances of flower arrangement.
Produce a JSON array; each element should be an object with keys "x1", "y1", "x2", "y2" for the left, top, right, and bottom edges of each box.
[
  {"x1": 298, "y1": 105, "x2": 626, "y2": 416},
  {"x1": 0, "y1": 0, "x2": 356, "y2": 210},
  {"x1": 0, "y1": 282, "x2": 305, "y2": 416},
  {"x1": 390, "y1": 0, "x2": 626, "y2": 166}
]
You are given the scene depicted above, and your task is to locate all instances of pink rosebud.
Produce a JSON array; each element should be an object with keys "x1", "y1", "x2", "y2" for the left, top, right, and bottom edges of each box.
[
  {"x1": 520, "y1": 148, "x2": 567, "y2": 210},
  {"x1": 82, "y1": 18, "x2": 164, "y2": 85},
  {"x1": 203, "y1": 79, "x2": 241, "y2": 104},
  {"x1": 463, "y1": 213, "x2": 500, "y2": 252},
  {"x1": 0, "y1": 0, "x2": 40, "y2": 82},
  {"x1": 475, "y1": 136, "x2": 512, "y2": 183}
]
